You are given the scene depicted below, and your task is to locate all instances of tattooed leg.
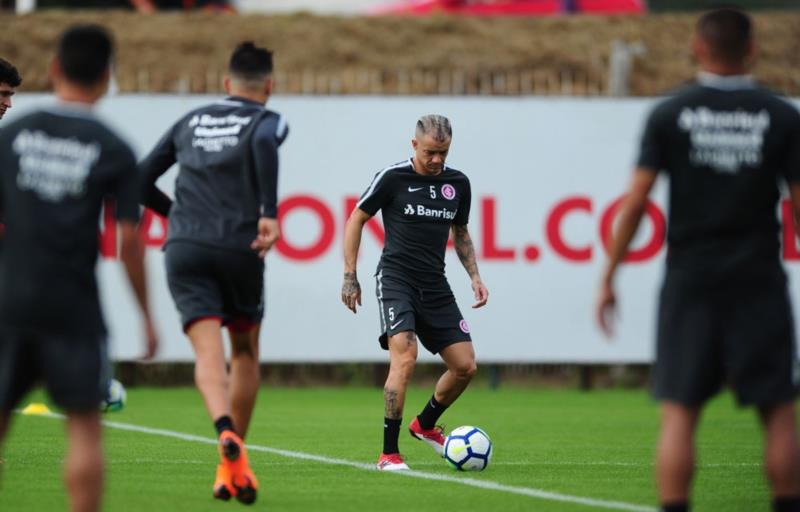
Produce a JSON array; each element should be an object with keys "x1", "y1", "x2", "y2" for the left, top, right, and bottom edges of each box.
[{"x1": 384, "y1": 331, "x2": 418, "y2": 419}]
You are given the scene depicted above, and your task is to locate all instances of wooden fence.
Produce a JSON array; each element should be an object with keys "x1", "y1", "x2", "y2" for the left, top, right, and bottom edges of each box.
[{"x1": 110, "y1": 67, "x2": 610, "y2": 96}]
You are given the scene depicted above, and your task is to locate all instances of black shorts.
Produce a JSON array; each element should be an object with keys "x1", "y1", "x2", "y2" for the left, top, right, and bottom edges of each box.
[
  {"x1": 653, "y1": 266, "x2": 799, "y2": 407},
  {"x1": 375, "y1": 271, "x2": 472, "y2": 355},
  {"x1": 0, "y1": 329, "x2": 110, "y2": 412},
  {"x1": 165, "y1": 241, "x2": 265, "y2": 332}
]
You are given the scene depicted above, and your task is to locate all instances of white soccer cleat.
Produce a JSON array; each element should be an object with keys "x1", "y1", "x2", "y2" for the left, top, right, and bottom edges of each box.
[
  {"x1": 376, "y1": 453, "x2": 410, "y2": 471},
  {"x1": 408, "y1": 417, "x2": 445, "y2": 457}
]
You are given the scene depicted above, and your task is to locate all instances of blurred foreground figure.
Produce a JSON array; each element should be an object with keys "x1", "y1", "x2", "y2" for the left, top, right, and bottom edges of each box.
[
  {"x1": 140, "y1": 41, "x2": 286, "y2": 504},
  {"x1": 0, "y1": 25, "x2": 157, "y2": 512},
  {"x1": 0, "y1": 58, "x2": 20, "y2": 120},
  {"x1": 597, "y1": 8, "x2": 800, "y2": 512}
]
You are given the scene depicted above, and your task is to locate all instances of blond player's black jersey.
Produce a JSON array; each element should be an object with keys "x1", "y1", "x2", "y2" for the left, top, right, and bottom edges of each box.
[
  {"x1": 637, "y1": 74, "x2": 800, "y2": 273},
  {"x1": 0, "y1": 105, "x2": 140, "y2": 335},
  {"x1": 357, "y1": 159, "x2": 471, "y2": 286}
]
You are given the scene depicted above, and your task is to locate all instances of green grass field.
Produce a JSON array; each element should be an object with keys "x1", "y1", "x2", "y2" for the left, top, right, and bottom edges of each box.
[{"x1": 0, "y1": 386, "x2": 774, "y2": 511}]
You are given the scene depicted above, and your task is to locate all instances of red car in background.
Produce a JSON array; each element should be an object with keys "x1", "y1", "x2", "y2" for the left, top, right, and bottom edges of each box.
[{"x1": 370, "y1": 0, "x2": 645, "y2": 16}]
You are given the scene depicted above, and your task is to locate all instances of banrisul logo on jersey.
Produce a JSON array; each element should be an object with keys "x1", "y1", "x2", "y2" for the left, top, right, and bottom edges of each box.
[
  {"x1": 678, "y1": 107, "x2": 770, "y2": 173},
  {"x1": 404, "y1": 203, "x2": 457, "y2": 220}
]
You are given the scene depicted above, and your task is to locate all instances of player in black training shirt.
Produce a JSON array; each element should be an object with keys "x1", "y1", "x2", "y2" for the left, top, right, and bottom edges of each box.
[
  {"x1": 0, "y1": 25, "x2": 157, "y2": 512},
  {"x1": 0, "y1": 59, "x2": 21, "y2": 245},
  {"x1": 596, "y1": 9, "x2": 800, "y2": 512},
  {"x1": 0, "y1": 58, "x2": 21, "y2": 121},
  {"x1": 140, "y1": 41, "x2": 287, "y2": 503},
  {"x1": 342, "y1": 115, "x2": 489, "y2": 471}
]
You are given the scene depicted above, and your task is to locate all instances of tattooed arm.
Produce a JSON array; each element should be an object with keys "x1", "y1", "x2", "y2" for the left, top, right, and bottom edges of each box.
[
  {"x1": 451, "y1": 224, "x2": 489, "y2": 308},
  {"x1": 342, "y1": 208, "x2": 371, "y2": 313}
]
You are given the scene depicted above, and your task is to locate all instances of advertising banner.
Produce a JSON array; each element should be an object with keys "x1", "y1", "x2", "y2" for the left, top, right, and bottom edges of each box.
[{"x1": 8, "y1": 95, "x2": 799, "y2": 362}]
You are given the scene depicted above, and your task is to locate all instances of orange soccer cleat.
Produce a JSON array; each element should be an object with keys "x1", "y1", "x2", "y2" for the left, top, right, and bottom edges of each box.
[
  {"x1": 213, "y1": 463, "x2": 235, "y2": 501},
  {"x1": 218, "y1": 431, "x2": 259, "y2": 505}
]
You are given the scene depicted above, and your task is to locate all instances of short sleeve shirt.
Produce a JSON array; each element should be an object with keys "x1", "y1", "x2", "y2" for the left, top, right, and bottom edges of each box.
[
  {"x1": 0, "y1": 106, "x2": 139, "y2": 335},
  {"x1": 357, "y1": 159, "x2": 472, "y2": 286},
  {"x1": 635, "y1": 76, "x2": 800, "y2": 272}
]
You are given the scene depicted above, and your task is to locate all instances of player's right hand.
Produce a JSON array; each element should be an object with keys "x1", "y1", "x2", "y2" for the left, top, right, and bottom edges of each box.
[
  {"x1": 141, "y1": 317, "x2": 159, "y2": 360},
  {"x1": 341, "y1": 272, "x2": 362, "y2": 314},
  {"x1": 595, "y1": 282, "x2": 617, "y2": 339},
  {"x1": 251, "y1": 217, "x2": 280, "y2": 258}
]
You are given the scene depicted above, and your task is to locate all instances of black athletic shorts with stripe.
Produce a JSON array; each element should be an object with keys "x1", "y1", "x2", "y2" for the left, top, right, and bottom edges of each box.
[
  {"x1": 653, "y1": 264, "x2": 799, "y2": 407},
  {"x1": 165, "y1": 241, "x2": 265, "y2": 332},
  {"x1": 0, "y1": 329, "x2": 110, "y2": 412},
  {"x1": 375, "y1": 271, "x2": 472, "y2": 355}
]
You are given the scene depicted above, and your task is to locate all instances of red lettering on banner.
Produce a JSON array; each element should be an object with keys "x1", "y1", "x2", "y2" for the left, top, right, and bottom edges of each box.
[
  {"x1": 481, "y1": 197, "x2": 515, "y2": 260},
  {"x1": 140, "y1": 209, "x2": 168, "y2": 248},
  {"x1": 599, "y1": 196, "x2": 666, "y2": 263},
  {"x1": 99, "y1": 200, "x2": 117, "y2": 258},
  {"x1": 782, "y1": 200, "x2": 800, "y2": 260},
  {"x1": 344, "y1": 196, "x2": 385, "y2": 245},
  {"x1": 276, "y1": 195, "x2": 336, "y2": 261},
  {"x1": 93, "y1": 193, "x2": 683, "y2": 264},
  {"x1": 546, "y1": 196, "x2": 592, "y2": 262}
]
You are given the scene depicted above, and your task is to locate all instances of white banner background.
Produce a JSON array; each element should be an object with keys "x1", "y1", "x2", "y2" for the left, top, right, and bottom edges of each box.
[{"x1": 7, "y1": 94, "x2": 800, "y2": 362}]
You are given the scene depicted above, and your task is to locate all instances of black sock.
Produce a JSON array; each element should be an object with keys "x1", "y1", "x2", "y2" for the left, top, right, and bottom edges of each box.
[
  {"x1": 214, "y1": 415, "x2": 235, "y2": 437},
  {"x1": 417, "y1": 395, "x2": 448, "y2": 430},
  {"x1": 661, "y1": 503, "x2": 689, "y2": 512},
  {"x1": 773, "y1": 496, "x2": 800, "y2": 512},
  {"x1": 383, "y1": 417, "x2": 402, "y2": 454}
]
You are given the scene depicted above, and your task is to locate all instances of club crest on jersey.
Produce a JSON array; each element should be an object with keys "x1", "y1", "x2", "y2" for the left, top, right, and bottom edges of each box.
[
  {"x1": 441, "y1": 184, "x2": 456, "y2": 200},
  {"x1": 459, "y1": 319, "x2": 470, "y2": 334}
]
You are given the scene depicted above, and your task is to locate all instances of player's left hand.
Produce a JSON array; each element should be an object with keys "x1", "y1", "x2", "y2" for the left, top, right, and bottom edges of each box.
[
  {"x1": 141, "y1": 316, "x2": 159, "y2": 360},
  {"x1": 342, "y1": 272, "x2": 362, "y2": 313},
  {"x1": 251, "y1": 217, "x2": 280, "y2": 258},
  {"x1": 471, "y1": 279, "x2": 489, "y2": 308},
  {"x1": 595, "y1": 281, "x2": 617, "y2": 338}
]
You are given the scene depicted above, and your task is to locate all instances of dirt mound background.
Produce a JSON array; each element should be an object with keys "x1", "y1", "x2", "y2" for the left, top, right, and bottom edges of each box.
[{"x1": 2, "y1": 10, "x2": 799, "y2": 96}]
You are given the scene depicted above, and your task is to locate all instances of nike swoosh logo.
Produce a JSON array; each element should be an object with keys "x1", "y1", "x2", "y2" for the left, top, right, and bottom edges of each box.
[
  {"x1": 451, "y1": 443, "x2": 472, "y2": 455},
  {"x1": 390, "y1": 319, "x2": 405, "y2": 329},
  {"x1": 408, "y1": 187, "x2": 424, "y2": 192}
]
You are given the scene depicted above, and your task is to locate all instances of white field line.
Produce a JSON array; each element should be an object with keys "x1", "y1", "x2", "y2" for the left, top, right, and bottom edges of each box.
[
  {"x1": 410, "y1": 461, "x2": 761, "y2": 468},
  {"x1": 26, "y1": 412, "x2": 655, "y2": 512}
]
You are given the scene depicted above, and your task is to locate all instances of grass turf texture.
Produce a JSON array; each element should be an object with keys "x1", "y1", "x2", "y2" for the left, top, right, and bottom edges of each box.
[{"x1": 0, "y1": 387, "x2": 773, "y2": 511}]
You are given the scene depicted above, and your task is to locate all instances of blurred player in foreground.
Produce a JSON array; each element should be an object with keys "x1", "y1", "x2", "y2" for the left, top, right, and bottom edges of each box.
[
  {"x1": 140, "y1": 41, "x2": 287, "y2": 503},
  {"x1": 342, "y1": 115, "x2": 489, "y2": 470},
  {"x1": 0, "y1": 25, "x2": 157, "y2": 512},
  {"x1": 0, "y1": 58, "x2": 21, "y2": 121},
  {"x1": 597, "y1": 9, "x2": 800, "y2": 512}
]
